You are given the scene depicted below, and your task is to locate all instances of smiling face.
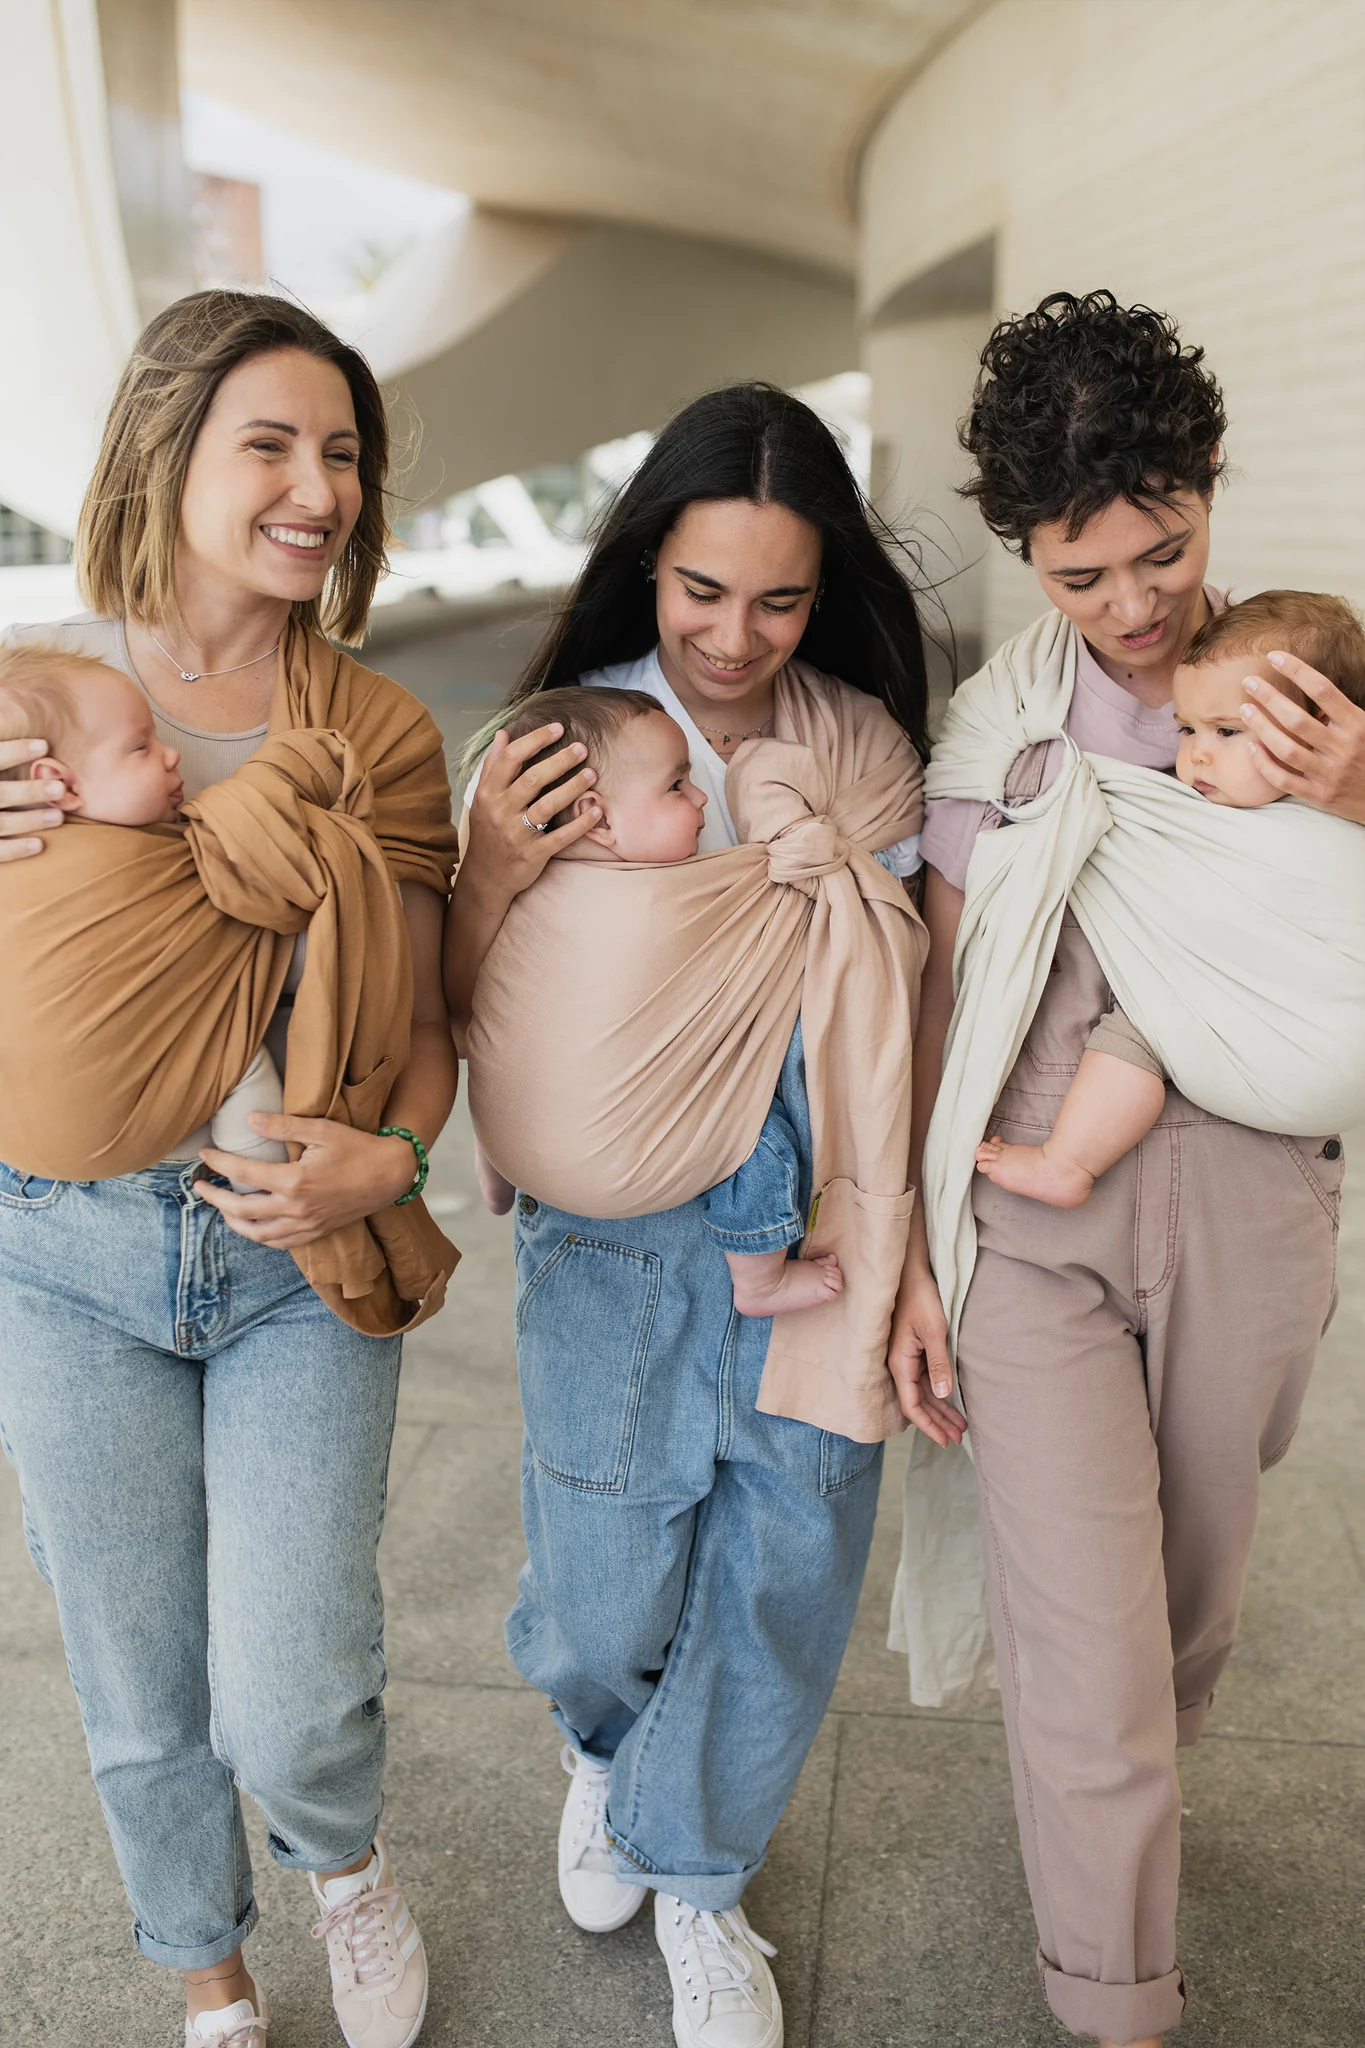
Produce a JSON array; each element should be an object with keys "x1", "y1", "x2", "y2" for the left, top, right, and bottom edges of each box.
[
  {"x1": 175, "y1": 348, "x2": 364, "y2": 612},
  {"x1": 653, "y1": 498, "x2": 822, "y2": 718},
  {"x1": 37, "y1": 670, "x2": 184, "y2": 825},
  {"x1": 1028, "y1": 489, "x2": 1213, "y2": 699},
  {"x1": 1174, "y1": 655, "x2": 1285, "y2": 807},
  {"x1": 576, "y1": 709, "x2": 708, "y2": 862}
]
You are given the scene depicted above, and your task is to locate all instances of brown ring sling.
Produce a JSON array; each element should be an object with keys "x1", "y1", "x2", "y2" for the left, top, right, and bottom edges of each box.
[{"x1": 0, "y1": 624, "x2": 461, "y2": 1336}]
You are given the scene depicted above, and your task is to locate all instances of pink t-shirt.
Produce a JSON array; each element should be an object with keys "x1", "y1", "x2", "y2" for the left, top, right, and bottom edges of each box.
[{"x1": 920, "y1": 593, "x2": 1224, "y2": 891}]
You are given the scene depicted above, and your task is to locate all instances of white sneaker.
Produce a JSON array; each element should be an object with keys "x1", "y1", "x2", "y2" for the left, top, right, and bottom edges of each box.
[
  {"x1": 309, "y1": 1835, "x2": 428, "y2": 2048},
  {"x1": 655, "y1": 1893, "x2": 783, "y2": 2048},
  {"x1": 557, "y1": 1743, "x2": 648, "y2": 1933},
  {"x1": 185, "y1": 1992, "x2": 269, "y2": 2045}
]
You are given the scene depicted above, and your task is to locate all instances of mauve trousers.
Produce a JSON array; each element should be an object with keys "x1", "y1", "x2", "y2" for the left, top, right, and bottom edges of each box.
[{"x1": 957, "y1": 913, "x2": 1341, "y2": 2044}]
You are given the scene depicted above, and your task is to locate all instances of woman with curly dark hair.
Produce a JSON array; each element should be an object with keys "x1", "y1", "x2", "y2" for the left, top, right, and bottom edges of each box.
[{"x1": 889, "y1": 292, "x2": 1361, "y2": 2048}]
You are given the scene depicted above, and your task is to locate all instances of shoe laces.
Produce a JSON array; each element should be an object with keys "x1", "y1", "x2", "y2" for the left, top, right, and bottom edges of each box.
[
  {"x1": 561, "y1": 1742, "x2": 613, "y2": 1870},
  {"x1": 311, "y1": 1884, "x2": 403, "y2": 1989},
  {"x1": 669, "y1": 1902, "x2": 777, "y2": 2016}
]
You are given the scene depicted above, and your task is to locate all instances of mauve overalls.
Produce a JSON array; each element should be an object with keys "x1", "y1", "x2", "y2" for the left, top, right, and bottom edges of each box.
[{"x1": 951, "y1": 748, "x2": 1341, "y2": 2041}]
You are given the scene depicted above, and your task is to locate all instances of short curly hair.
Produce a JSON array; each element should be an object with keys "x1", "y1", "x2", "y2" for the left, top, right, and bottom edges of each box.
[{"x1": 959, "y1": 290, "x2": 1227, "y2": 559}]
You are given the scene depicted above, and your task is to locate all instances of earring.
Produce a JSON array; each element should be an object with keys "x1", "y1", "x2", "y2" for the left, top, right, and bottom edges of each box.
[
  {"x1": 813, "y1": 581, "x2": 825, "y2": 612},
  {"x1": 641, "y1": 551, "x2": 657, "y2": 583}
]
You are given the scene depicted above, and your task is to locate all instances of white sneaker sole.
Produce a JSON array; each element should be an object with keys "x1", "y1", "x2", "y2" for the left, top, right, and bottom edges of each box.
[
  {"x1": 670, "y1": 1990, "x2": 783, "y2": 2048},
  {"x1": 559, "y1": 1872, "x2": 649, "y2": 1933}
]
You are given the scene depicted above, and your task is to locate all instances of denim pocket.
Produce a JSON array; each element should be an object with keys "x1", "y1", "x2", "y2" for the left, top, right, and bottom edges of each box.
[
  {"x1": 0, "y1": 1160, "x2": 66, "y2": 1209},
  {"x1": 818, "y1": 1431, "x2": 883, "y2": 1497},
  {"x1": 515, "y1": 1231, "x2": 661, "y2": 1492}
]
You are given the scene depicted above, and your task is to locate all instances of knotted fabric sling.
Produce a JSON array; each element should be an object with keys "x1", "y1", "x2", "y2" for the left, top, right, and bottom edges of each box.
[
  {"x1": 892, "y1": 607, "x2": 1365, "y2": 1705},
  {"x1": 468, "y1": 665, "x2": 928, "y2": 1442},
  {"x1": 0, "y1": 624, "x2": 461, "y2": 1336}
]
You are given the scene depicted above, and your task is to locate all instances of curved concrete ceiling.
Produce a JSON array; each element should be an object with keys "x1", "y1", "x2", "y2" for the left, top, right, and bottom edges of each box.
[{"x1": 180, "y1": 0, "x2": 986, "y2": 274}]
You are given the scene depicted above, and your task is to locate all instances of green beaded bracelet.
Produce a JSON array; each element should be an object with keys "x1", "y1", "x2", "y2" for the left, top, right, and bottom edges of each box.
[{"x1": 378, "y1": 1125, "x2": 429, "y2": 1206}]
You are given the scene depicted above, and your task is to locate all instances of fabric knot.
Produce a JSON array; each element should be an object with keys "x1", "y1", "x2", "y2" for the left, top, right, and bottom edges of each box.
[{"x1": 765, "y1": 813, "x2": 848, "y2": 894}]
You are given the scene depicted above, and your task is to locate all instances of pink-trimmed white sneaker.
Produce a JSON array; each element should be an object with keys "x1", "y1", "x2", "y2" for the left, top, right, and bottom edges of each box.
[{"x1": 310, "y1": 1835, "x2": 428, "y2": 2048}]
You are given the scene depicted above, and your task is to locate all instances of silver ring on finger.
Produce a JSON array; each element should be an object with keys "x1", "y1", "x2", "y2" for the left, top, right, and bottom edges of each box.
[{"x1": 520, "y1": 809, "x2": 548, "y2": 834}]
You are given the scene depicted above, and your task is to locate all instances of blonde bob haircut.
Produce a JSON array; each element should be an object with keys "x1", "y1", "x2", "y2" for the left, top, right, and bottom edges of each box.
[{"x1": 76, "y1": 289, "x2": 391, "y2": 647}]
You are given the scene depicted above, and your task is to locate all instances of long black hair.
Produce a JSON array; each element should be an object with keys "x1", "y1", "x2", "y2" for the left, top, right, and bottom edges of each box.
[{"x1": 506, "y1": 383, "x2": 932, "y2": 758}]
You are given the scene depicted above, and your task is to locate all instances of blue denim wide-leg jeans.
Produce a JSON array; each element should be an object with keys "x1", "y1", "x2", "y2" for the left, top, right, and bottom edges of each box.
[
  {"x1": 506, "y1": 1035, "x2": 884, "y2": 1910},
  {"x1": 0, "y1": 1159, "x2": 401, "y2": 1970}
]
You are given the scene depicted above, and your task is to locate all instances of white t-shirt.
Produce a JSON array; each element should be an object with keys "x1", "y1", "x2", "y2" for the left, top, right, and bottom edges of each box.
[{"x1": 473, "y1": 645, "x2": 921, "y2": 873}]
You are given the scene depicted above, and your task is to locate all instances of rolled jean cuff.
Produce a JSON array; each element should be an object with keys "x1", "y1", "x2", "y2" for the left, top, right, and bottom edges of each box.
[
  {"x1": 1040, "y1": 1953, "x2": 1186, "y2": 2040},
  {"x1": 267, "y1": 1813, "x2": 383, "y2": 1873},
  {"x1": 701, "y1": 1215, "x2": 803, "y2": 1256},
  {"x1": 135, "y1": 1897, "x2": 259, "y2": 1971},
  {"x1": 607, "y1": 1824, "x2": 762, "y2": 1912}
]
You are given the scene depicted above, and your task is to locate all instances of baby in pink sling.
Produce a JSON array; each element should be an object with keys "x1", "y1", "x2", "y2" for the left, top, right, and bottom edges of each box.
[{"x1": 473, "y1": 686, "x2": 844, "y2": 1316}]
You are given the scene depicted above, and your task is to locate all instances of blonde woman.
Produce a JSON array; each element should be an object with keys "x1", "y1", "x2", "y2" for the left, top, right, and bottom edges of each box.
[{"x1": 0, "y1": 293, "x2": 457, "y2": 2048}]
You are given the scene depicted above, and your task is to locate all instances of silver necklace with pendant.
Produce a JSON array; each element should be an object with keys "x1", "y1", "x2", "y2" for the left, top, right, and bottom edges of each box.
[
  {"x1": 693, "y1": 714, "x2": 776, "y2": 749},
  {"x1": 145, "y1": 627, "x2": 281, "y2": 683}
]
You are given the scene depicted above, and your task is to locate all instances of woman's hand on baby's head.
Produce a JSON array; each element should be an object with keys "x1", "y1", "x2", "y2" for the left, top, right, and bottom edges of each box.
[
  {"x1": 464, "y1": 723, "x2": 602, "y2": 899},
  {"x1": 1241, "y1": 652, "x2": 1365, "y2": 825},
  {"x1": 0, "y1": 737, "x2": 66, "y2": 858}
]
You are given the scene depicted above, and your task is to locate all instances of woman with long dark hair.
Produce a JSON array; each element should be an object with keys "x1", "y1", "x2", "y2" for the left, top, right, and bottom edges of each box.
[{"x1": 445, "y1": 382, "x2": 930, "y2": 2047}]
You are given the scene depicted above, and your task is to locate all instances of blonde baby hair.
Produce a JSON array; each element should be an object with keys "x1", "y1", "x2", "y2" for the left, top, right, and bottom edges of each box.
[
  {"x1": 0, "y1": 644, "x2": 126, "y2": 779},
  {"x1": 1183, "y1": 590, "x2": 1365, "y2": 713}
]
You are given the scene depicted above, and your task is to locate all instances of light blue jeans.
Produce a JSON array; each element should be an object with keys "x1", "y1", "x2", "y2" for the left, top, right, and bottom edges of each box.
[
  {"x1": 0, "y1": 1159, "x2": 401, "y2": 1970},
  {"x1": 506, "y1": 1028, "x2": 883, "y2": 1909}
]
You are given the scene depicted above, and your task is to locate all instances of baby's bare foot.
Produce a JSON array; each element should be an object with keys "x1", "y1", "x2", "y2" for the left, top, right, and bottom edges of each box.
[
  {"x1": 730, "y1": 1250, "x2": 844, "y2": 1317},
  {"x1": 975, "y1": 1136, "x2": 1096, "y2": 1209}
]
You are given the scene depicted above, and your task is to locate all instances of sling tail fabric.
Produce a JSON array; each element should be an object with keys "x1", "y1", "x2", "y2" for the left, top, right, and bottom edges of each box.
[
  {"x1": 0, "y1": 626, "x2": 460, "y2": 1336},
  {"x1": 893, "y1": 608, "x2": 1365, "y2": 1704},
  {"x1": 468, "y1": 665, "x2": 928, "y2": 1442}
]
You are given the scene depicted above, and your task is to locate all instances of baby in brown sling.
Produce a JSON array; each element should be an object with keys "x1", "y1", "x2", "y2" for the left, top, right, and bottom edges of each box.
[
  {"x1": 472, "y1": 686, "x2": 846, "y2": 1315},
  {"x1": 0, "y1": 645, "x2": 288, "y2": 1186},
  {"x1": 976, "y1": 590, "x2": 1365, "y2": 1207}
]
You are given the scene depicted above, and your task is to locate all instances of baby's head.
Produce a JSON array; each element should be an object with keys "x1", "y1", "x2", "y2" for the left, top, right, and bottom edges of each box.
[
  {"x1": 1173, "y1": 590, "x2": 1365, "y2": 806},
  {"x1": 504, "y1": 687, "x2": 707, "y2": 862},
  {"x1": 0, "y1": 646, "x2": 183, "y2": 826}
]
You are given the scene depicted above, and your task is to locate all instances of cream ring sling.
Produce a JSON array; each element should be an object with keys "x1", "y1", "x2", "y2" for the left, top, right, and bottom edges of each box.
[{"x1": 892, "y1": 608, "x2": 1365, "y2": 1705}]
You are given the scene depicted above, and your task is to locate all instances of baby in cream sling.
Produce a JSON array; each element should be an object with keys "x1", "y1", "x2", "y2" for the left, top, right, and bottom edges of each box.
[
  {"x1": 895, "y1": 592, "x2": 1365, "y2": 1707},
  {"x1": 975, "y1": 589, "x2": 1365, "y2": 1208}
]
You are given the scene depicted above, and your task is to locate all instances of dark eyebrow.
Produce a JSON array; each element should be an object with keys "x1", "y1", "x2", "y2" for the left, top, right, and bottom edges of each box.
[
  {"x1": 1047, "y1": 522, "x2": 1195, "y2": 580},
  {"x1": 240, "y1": 419, "x2": 360, "y2": 441},
  {"x1": 673, "y1": 564, "x2": 813, "y2": 597}
]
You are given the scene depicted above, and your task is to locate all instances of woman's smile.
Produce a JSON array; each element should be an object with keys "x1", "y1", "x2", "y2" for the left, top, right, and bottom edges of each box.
[
  {"x1": 260, "y1": 522, "x2": 334, "y2": 559},
  {"x1": 690, "y1": 645, "x2": 764, "y2": 684}
]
